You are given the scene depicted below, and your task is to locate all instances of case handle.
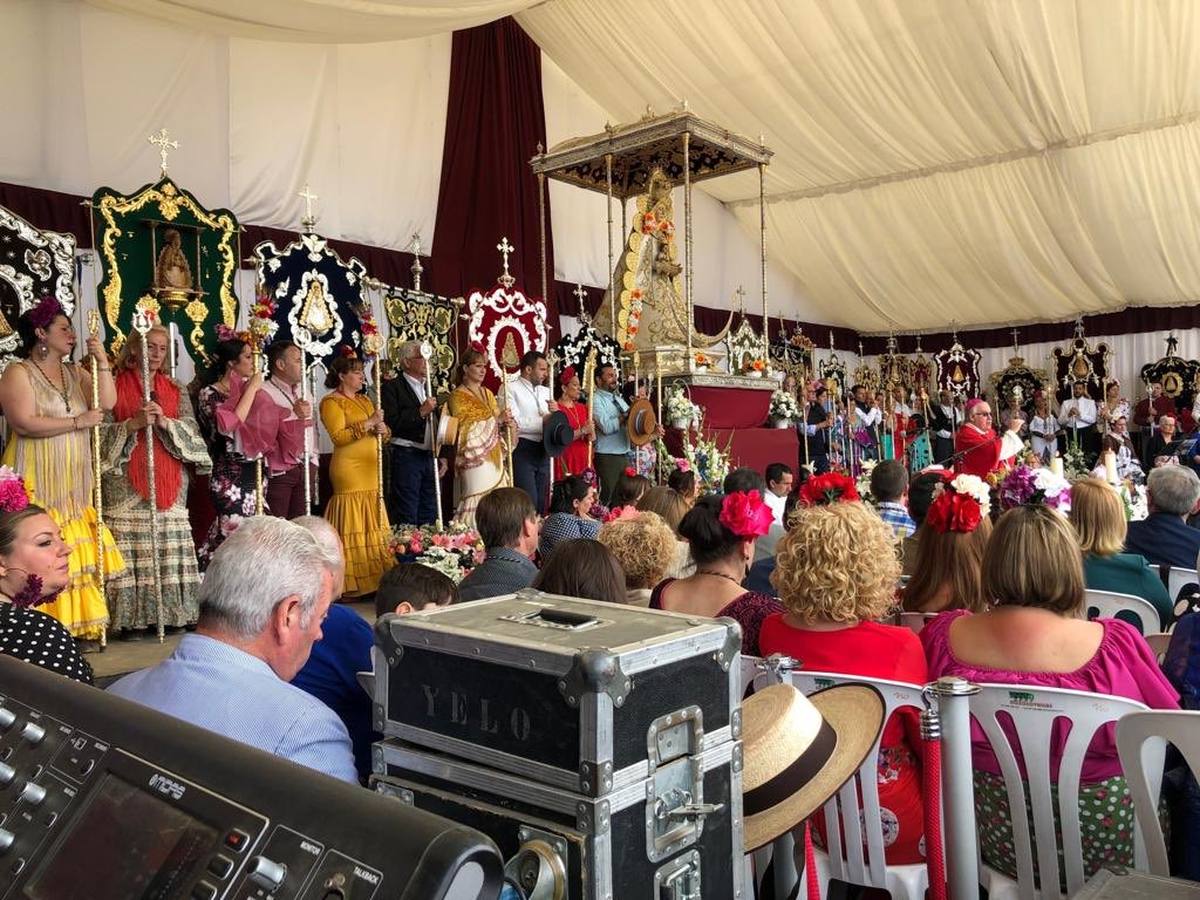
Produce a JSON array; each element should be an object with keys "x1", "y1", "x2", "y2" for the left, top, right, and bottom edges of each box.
[{"x1": 504, "y1": 608, "x2": 602, "y2": 631}]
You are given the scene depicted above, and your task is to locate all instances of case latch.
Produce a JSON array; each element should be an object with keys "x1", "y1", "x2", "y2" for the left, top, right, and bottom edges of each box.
[
  {"x1": 655, "y1": 850, "x2": 701, "y2": 900},
  {"x1": 646, "y1": 708, "x2": 716, "y2": 861}
]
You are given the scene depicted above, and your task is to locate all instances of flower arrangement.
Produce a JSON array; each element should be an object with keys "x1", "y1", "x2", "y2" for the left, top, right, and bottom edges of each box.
[
  {"x1": 798, "y1": 471, "x2": 860, "y2": 507},
  {"x1": 247, "y1": 288, "x2": 279, "y2": 348},
  {"x1": 388, "y1": 521, "x2": 484, "y2": 583},
  {"x1": 665, "y1": 385, "x2": 699, "y2": 426},
  {"x1": 694, "y1": 352, "x2": 713, "y2": 369},
  {"x1": 997, "y1": 464, "x2": 1071, "y2": 514},
  {"x1": 742, "y1": 358, "x2": 766, "y2": 375},
  {"x1": 769, "y1": 389, "x2": 801, "y2": 422},
  {"x1": 854, "y1": 459, "x2": 877, "y2": 505},
  {"x1": 684, "y1": 431, "x2": 732, "y2": 491},
  {"x1": 926, "y1": 473, "x2": 989, "y2": 534},
  {"x1": 1061, "y1": 442, "x2": 1089, "y2": 480}
]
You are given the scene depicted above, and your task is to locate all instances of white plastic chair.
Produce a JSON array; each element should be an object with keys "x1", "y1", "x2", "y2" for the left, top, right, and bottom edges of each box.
[
  {"x1": 760, "y1": 668, "x2": 931, "y2": 900},
  {"x1": 1165, "y1": 565, "x2": 1199, "y2": 607},
  {"x1": 1142, "y1": 632, "x2": 1173, "y2": 661},
  {"x1": 969, "y1": 684, "x2": 1164, "y2": 900},
  {"x1": 1116, "y1": 709, "x2": 1200, "y2": 876},
  {"x1": 1083, "y1": 588, "x2": 1161, "y2": 634}
]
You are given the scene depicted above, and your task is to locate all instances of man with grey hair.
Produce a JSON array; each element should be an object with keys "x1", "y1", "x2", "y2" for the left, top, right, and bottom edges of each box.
[
  {"x1": 382, "y1": 339, "x2": 440, "y2": 525},
  {"x1": 1125, "y1": 464, "x2": 1200, "y2": 569},
  {"x1": 109, "y1": 517, "x2": 356, "y2": 783}
]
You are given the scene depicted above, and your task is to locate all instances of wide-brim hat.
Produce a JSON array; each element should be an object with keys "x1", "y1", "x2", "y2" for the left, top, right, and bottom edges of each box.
[
  {"x1": 435, "y1": 412, "x2": 459, "y2": 447},
  {"x1": 741, "y1": 682, "x2": 885, "y2": 852},
  {"x1": 626, "y1": 397, "x2": 658, "y2": 447},
  {"x1": 543, "y1": 410, "x2": 574, "y2": 458}
]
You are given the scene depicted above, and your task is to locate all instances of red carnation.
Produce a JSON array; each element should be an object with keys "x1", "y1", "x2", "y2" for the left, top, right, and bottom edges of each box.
[
  {"x1": 925, "y1": 490, "x2": 982, "y2": 534},
  {"x1": 797, "y1": 472, "x2": 859, "y2": 507}
]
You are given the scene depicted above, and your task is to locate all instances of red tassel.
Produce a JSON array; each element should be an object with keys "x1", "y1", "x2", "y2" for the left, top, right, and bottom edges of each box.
[
  {"x1": 923, "y1": 736, "x2": 947, "y2": 900},
  {"x1": 805, "y1": 821, "x2": 820, "y2": 900}
]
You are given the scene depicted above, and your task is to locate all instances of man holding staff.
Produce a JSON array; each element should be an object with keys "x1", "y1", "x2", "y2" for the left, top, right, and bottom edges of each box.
[{"x1": 261, "y1": 340, "x2": 315, "y2": 519}]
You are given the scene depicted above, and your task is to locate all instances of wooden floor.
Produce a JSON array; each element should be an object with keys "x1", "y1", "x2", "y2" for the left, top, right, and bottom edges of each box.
[{"x1": 90, "y1": 599, "x2": 377, "y2": 684}]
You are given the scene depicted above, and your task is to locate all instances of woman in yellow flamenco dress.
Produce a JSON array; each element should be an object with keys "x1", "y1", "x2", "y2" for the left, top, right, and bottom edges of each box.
[
  {"x1": 446, "y1": 347, "x2": 511, "y2": 526},
  {"x1": 319, "y1": 352, "x2": 394, "y2": 598},
  {"x1": 0, "y1": 297, "x2": 125, "y2": 642}
]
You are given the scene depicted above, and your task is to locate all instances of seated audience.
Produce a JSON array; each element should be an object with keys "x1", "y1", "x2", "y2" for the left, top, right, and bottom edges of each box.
[
  {"x1": 1148, "y1": 414, "x2": 1182, "y2": 467},
  {"x1": 610, "y1": 469, "x2": 651, "y2": 508},
  {"x1": 458, "y1": 487, "x2": 539, "y2": 602},
  {"x1": 1124, "y1": 465, "x2": 1200, "y2": 570},
  {"x1": 532, "y1": 539, "x2": 626, "y2": 605},
  {"x1": 902, "y1": 476, "x2": 992, "y2": 614},
  {"x1": 922, "y1": 504, "x2": 1179, "y2": 881},
  {"x1": 901, "y1": 470, "x2": 948, "y2": 577},
  {"x1": 764, "y1": 462, "x2": 793, "y2": 526},
  {"x1": 637, "y1": 485, "x2": 693, "y2": 578},
  {"x1": 1070, "y1": 478, "x2": 1171, "y2": 630},
  {"x1": 725, "y1": 468, "x2": 786, "y2": 561},
  {"x1": 598, "y1": 509, "x2": 677, "y2": 606},
  {"x1": 667, "y1": 465, "x2": 699, "y2": 506},
  {"x1": 0, "y1": 479, "x2": 92, "y2": 684},
  {"x1": 760, "y1": 501, "x2": 926, "y2": 864},
  {"x1": 109, "y1": 516, "x2": 357, "y2": 783},
  {"x1": 651, "y1": 491, "x2": 781, "y2": 653},
  {"x1": 871, "y1": 460, "x2": 916, "y2": 538},
  {"x1": 539, "y1": 475, "x2": 600, "y2": 558}
]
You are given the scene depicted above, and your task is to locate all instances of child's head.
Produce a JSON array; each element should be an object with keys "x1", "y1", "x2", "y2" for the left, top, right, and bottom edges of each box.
[{"x1": 375, "y1": 563, "x2": 459, "y2": 618}]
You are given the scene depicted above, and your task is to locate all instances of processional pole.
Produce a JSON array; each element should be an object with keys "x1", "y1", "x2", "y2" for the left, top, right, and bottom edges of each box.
[
  {"x1": 132, "y1": 308, "x2": 165, "y2": 643},
  {"x1": 418, "y1": 341, "x2": 443, "y2": 531},
  {"x1": 682, "y1": 131, "x2": 693, "y2": 367},
  {"x1": 605, "y1": 153, "x2": 616, "y2": 332},
  {"x1": 86, "y1": 310, "x2": 107, "y2": 647},
  {"x1": 295, "y1": 326, "x2": 314, "y2": 513}
]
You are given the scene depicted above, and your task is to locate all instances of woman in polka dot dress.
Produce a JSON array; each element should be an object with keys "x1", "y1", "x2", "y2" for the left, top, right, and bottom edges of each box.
[{"x1": 0, "y1": 467, "x2": 92, "y2": 684}]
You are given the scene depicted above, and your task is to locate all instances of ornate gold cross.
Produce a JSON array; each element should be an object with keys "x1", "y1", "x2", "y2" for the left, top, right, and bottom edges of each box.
[
  {"x1": 148, "y1": 128, "x2": 179, "y2": 176},
  {"x1": 573, "y1": 283, "x2": 587, "y2": 307},
  {"x1": 497, "y1": 237, "x2": 515, "y2": 288}
]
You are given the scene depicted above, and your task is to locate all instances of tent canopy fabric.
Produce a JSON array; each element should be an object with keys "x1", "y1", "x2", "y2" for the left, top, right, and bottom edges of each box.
[{"x1": 57, "y1": 0, "x2": 1200, "y2": 333}]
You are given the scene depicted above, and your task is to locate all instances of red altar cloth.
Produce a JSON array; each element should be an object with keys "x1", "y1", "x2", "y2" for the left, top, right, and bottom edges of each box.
[
  {"x1": 688, "y1": 385, "x2": 772, "y2": 429},
  {"x1": 665, "y1": 426, "x2": 798, "y2": 477}
]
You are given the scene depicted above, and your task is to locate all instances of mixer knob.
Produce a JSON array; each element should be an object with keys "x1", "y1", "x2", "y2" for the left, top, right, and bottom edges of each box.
[
  {"x1": 0, "y1": 708, "x2": 15, "y2": 730},
  {"x1": 0, "y1": 829, "x2": 12, "y2": 853},
  {"x1": 19, "y1": 722, "x2": 44, "y2": 745},
  {"x1": 0, "y1": 763, "x2": 14, "y2": 787},
  {"x1": 247, "y1": 856, "x2": 287, "y2": 890},
  {"x1": 18, "y1": 782, "x2": 46, "y2": 806}
]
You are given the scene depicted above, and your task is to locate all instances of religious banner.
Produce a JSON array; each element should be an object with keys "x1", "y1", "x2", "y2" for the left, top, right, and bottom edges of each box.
[
  {"x1": 935, "y1": 336, "x2": 981, "y2": 399},
  {"x1": 92, "y1": 130, "x2": 237, "y2": 363},
  {"x1": 466, "y1": 238, "x2": 549, "y2": 391},
  {"x1": 989, "y1": 355, "x2": 1047, "y2": 414},
  {"x1": 0, "y1": 202, "x2": 76, "y2": 370},
  {"x1": 876, "y1": 335, "x2": 911, "y2": 391},
  {"x1": 1052, "y1": 319, "x2": 1112, "y2": 403},
  {"x1": 552, "y1": 296, "x2": 622, "y2": 382},
  {"x1": 853, "y1": 341, "x2": 881, "y2": 394},
  {"x1": 383, "y1": 288, "x2": 457, "y2": 396},
  {"x1": 819, "y1": 335, "x2": 848, "y2": 398},
  {"x1": 252, "y1": 192, "x2": 368, "y2": 363},
  {"x1": 909, "y1": 338, "x2": 934, "y2": 400},
  {"x1": 724, "y1": 317, "x2": 767, "y2": 376},
  {"x1": 1140, "y1": 334, "x2": 1200, "y2": 410}
]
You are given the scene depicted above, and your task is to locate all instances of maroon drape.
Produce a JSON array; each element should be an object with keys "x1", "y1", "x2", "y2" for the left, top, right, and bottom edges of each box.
[{"x1": 427, "y1": 17, "x2": 558, "y2": 332}]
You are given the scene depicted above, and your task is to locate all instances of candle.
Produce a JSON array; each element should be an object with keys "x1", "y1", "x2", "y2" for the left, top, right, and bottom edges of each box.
[
  {"x1": 1103, "y1": 450, "x2": 1118, "y2": 485},
  {"x1": 1050, "y1": 455, "x2": 1064, "y2": 478}
]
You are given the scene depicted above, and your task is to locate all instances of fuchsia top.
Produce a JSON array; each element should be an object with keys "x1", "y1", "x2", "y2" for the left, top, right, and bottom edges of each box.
[
  {"x1": 921, "y1": 610, "x2": 1179, "y2": 782},
  {"x1": 215, "y1": 372, "x2": 306, "y2": 471}
]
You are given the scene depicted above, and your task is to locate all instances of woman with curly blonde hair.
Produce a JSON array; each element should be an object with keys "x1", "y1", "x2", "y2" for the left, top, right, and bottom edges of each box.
[
  {"x1": 760, "y1": 501, "x2": 927, "y2": 865},
  {"x1": 598, "y1": 510, "x2": 677, "y2": 606}
]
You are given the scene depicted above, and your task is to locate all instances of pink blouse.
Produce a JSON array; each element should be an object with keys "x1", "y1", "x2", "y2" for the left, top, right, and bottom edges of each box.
[
  {"x1": 921, "y1": 609, "x2": 1178, "y2": 782},
  {"x1": 214, "y1": 372, "x2": 305, "y2": 468}
]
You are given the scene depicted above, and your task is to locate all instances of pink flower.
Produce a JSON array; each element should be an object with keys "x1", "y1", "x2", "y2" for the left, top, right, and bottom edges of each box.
[
  {"x1": 410, "y1": 538, "x2": 423, "y2": 554},
  {"x1": 0, "y1": 468, "x2": 30, "y2": 513},
  {"x1": 473, "y1": 548, "x2": 486, "y2": 565},
  {"x1": 675, "y1": 459, "x2": 691, "y2": 472},
  {"x1": 602, "y1": 504, "x2": 639, "y2": 524},
  {"x1": 719, "y1": 490, "x2": 774, "y2": 538}
]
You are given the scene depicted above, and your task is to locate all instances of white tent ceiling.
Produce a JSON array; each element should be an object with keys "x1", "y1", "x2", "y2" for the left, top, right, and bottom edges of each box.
[{"x1": 69, "y1": 0, "x2": 1200, "y2": 333}]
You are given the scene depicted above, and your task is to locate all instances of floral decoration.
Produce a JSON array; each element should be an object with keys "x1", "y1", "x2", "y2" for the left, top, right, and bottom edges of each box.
[
  {"x1": 769, "y1": 389, "x2": 801, "y2": 421},
  {"x1": 997, "y1": 464, "x2": 1072, "y2": 514},
  {"x1": 0, "y1": 467, "x2": 31, "y2": 514},
  {"x1": 742, "y1": 358, "x2": 767, "y2": 374},
  {"x1": 10, "y1": 573, "x2": 45, "y2": 609},
  {"x1": 26, "y1": 295, "x2": 63, "y2": 331},
  {"x1": 719, "y1": 490, "x2": 774, "y2": 538},
  {"x1": 694, "y1": 352, "x2": 713, "y2": 368},
  {"x1": 798, "y1": 471, "x2": 860, "y2": 507},
  {"x1": 925, "y1": 490, "x2": 983, "y2": 534},
  {"x1": 947, "y1": 473, "x2": 991, "y2": 515},
  {"x1": 215, "y1": 322, "x2": 252, "y2": 345},
  {"x1": 602, "y1": 504, "x2": 640, "y2": 524},
  {"x1": 665, "y1": 385, "x2": 699, "y2": 425},
  {"x1": 389, "y1": 521, "x2": 484, "y2": 583}
]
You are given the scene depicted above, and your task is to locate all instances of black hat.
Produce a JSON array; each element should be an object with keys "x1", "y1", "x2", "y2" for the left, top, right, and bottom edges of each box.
[{"x1": 543, "y1": 410, "x2": 574, "y2": 458}]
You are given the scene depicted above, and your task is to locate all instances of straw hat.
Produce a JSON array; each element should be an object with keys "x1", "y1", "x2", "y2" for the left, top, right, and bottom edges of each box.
[
  {"x1": 626, "y1": 397, "x2": 658, "y2": 447},
  {"x1": 741, "y1": 682, "x2": 885, "y2": 851}
]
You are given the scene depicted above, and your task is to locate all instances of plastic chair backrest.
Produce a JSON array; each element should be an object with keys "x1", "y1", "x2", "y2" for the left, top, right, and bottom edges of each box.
[
  {"x1": 969, "y1": 684, "x2": 1162, "y2": 899},
  {"x1": 739, "y1": 655, "x2": 762, "y2": 699},
  {"x1": 1165, "y1": 566, "x2": 1199, "y2": 606},
  {"x1": 776, "y1": 668, "x2": 927, "y2": 890},
  {"x1": 1142, "y1": 632, "x2": 1173, "y2": 660},
  {"x1": 1083, "y1": 588, "x2": 1159, "y2": 634},
  {"x1": 1116, "y1": 709, "x2": 1197, "y2": 876}
]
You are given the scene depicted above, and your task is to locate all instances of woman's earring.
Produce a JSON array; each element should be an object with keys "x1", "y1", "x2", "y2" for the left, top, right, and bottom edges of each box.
[{"x1": 38, "y1": 344, "x2": 48, "y2": 360}]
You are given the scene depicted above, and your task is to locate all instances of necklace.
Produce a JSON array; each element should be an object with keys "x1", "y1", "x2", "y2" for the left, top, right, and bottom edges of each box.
[
  {"x1": 29, "y1": 359, "x2": 71, "y2": 413},
  {"x1": 695, "y1": 568, "x2": 744, "y2": 586}
]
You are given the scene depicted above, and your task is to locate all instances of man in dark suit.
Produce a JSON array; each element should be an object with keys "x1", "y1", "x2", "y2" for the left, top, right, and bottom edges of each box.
[
  {"x1": 458, "y1": 488, "x2": 539, "y2": 602},
  {"x1": 382, "y1": 340, "x2": 439, "y2": 525},
  {"x1": 1125, "y1": 464, "x2": 1200, "y2": 569}
]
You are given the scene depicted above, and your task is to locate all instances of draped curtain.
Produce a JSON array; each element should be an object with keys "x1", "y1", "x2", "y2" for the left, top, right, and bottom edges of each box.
[{"x1": 428, "y1": 16, "x2": 558, "y2": 330}]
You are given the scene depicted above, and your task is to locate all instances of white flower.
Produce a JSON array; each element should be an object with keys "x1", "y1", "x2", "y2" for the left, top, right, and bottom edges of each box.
[
  {"x1": 769, "y1": 390, "x2": 801, "y2": 420},
  {"x1": 665, "y1": 386, "x2": 698, "y2": 422},
  {"x1": 949, "y1": 473, "x2": 991, "y2": 514}
]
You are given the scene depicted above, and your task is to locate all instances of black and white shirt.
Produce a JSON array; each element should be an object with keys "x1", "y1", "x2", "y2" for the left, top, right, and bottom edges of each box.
[{"x1": 0, "y1": 602, "x2": 93, "y2": 684}]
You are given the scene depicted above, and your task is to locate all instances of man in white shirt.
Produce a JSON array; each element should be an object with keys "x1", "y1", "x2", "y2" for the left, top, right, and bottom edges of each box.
[
  {"x1": 262, "y1": 341, "x2": 315, "y2": 519},
  {"x1": 1058, "y1": 381, "x2": 1099, "y2": 456},
  {"x1": 852, "y1": 385, "x2": 882, "y2": 460},
  {"x1": 890, "y1": 384, "x2": 913, "y2": 418},
  {"x1": 764, "y1": 463, "x2": 793, "y2": 526},
  {"x1": 506, "y1": 350, "x2": 557, "y2": 514}
]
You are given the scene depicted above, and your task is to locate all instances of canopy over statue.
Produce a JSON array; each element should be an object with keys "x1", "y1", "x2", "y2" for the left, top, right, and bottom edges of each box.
[{"x1": 532, "y1": 107, "x2": 772, "y2": 373}]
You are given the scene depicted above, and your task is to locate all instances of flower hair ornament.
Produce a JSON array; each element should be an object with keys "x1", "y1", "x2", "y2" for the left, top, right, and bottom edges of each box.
[
  {"x1": 624, "y1": 466, "x2": 637, "y2": 477},
  {"x1": 214, "y1": 322, "x2": 251, "y2": 344},
  {"x1": 470, "y1": 340, "x2": 486, "y2": 354},
  {"x1": 559, "y1": 366, "x2": 577, "y2": 386},
  {"x1": 797, "y1": 472, "x2": 860, "y2": 507},
  {"x1": 0, "y1": 467, "x2": 30, "y2": 514},
  {"x1": 719, "y1": 490, "x2": 774, "y2": 538},
  {"x1": 925, "y1": 474, "x2": 990, "y2": 534},
  {"x1": 25, "y1": 296, "x2": 63, "y2": 331},
  {"x1": 997, "y1": 463, "x2": 1071, "y2": 514}
]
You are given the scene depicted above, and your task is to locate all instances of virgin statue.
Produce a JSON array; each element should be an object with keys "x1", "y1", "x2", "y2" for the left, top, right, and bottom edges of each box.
[{"x1": 154, "y1": 228, "x2": 193, "y2": 300}]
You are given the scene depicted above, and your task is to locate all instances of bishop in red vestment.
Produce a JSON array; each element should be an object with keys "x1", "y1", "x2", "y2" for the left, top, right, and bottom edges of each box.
[{"x1": 954, "y1": 398, "x2": 1024, "y2": 479}]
